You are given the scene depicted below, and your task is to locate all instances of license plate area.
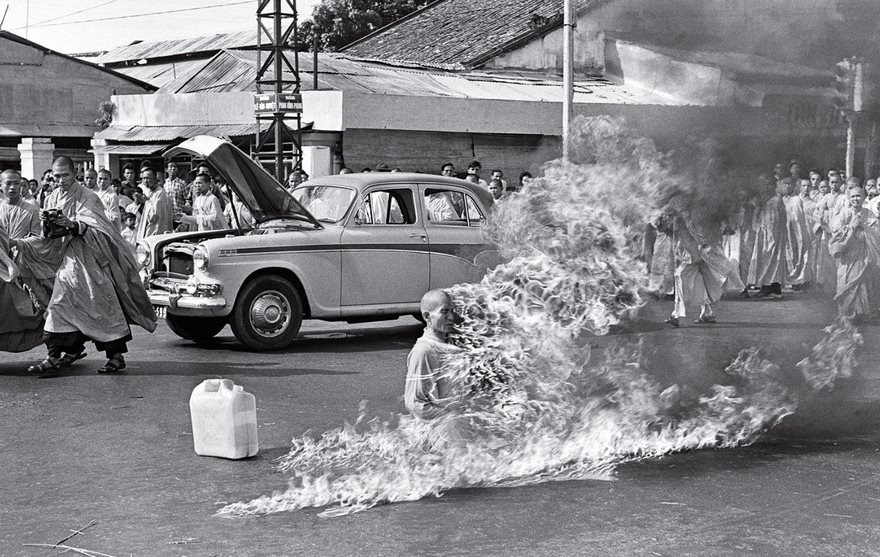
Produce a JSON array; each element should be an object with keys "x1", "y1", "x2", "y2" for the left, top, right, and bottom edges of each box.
[{"x1": 153, "y1": 305, "x2": 167, "y2": 319}]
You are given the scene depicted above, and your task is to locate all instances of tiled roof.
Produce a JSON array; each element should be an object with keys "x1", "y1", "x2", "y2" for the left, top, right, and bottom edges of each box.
[{"x1": 342, "y1": 0, "x2": 594, "y2": 69}]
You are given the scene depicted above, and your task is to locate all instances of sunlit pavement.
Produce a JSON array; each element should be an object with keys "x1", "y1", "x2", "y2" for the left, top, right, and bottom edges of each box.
[{"x1": 2, "y1": 292, "x2": 879, "y2": 556}]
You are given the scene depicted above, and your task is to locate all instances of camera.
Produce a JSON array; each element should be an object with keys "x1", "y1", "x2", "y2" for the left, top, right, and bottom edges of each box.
[{"x1": 42, "y1": 209, "x2": 71, "y2": 239}]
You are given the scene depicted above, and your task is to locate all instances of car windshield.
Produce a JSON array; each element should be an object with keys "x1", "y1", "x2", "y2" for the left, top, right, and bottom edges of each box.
[{"x1": 291, "y1": 185, "x2": 356, "y2": 223}]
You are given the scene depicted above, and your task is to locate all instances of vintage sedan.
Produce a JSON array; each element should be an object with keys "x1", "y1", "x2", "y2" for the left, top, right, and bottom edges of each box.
[{"x1": 139, "y1": 136, "x2": 499, "y2": 350}]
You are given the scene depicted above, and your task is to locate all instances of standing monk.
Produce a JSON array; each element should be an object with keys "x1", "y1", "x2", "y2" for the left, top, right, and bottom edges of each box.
[
  {"x1": 783, "y1": 177, "x2": 814, "y2": 289},
  {"x1": 0, "y1": 225, "x2": 44, "y2": 352},
  {"x1": 0, "y1": 170, "x2": 41, "y2": 239},
  {"x1": 748, "y1": 174, "x2": 787, "y2": 299},
  {"x1": 95, "y1": 169, "x2": 121, "y2": 229},
  {"x1": 17, "y1": 156, "x2": 156, "y2": 376},
  {"x1": 137, "y1": 166, "x2": 173, "y2": 240},
  {"x1": 828, "y1": 186, "x2": 880, "y2": 320}
]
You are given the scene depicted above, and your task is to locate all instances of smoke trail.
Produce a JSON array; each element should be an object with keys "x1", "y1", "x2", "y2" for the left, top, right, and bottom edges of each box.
[{"x1": 218, "y1": 117, "x2": 861, "y2": 518}]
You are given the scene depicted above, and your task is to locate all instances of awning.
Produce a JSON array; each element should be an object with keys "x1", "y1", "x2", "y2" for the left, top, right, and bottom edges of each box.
[
  {"x1": 94, "y1": 122, "x2": 312, "y2": 142},
  {"x1": 89, "y1": 143, "x2": 172, "y2": 155}
]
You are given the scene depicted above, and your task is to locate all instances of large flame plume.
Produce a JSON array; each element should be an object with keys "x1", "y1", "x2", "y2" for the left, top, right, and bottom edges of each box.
[{"x1": 218, "y1": 117, "x2": 862, "y2": 518}]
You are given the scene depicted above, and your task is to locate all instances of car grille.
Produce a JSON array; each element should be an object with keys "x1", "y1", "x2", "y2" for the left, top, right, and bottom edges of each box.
[{"x1": 166, "y1": 252, "x2": 194, "y2": 276}]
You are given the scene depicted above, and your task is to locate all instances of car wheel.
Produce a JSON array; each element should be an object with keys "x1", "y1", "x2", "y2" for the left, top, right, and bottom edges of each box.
[
  {"x1": 231, "y1": 274, "x2": 303, "y2": 351},
  {"x1": 165, "y1": 315, "x2": 227, "y2": 342}
]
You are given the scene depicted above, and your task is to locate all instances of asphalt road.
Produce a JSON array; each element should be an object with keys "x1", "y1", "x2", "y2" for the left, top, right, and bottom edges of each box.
[{"x1": 2, "y1": 292, "x2": 880, "y2": 556}]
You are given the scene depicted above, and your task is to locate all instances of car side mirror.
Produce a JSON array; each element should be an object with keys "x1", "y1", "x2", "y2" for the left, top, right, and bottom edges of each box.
[{"x1": 353, "y1": 213, "x2": 365, "y2": 226}]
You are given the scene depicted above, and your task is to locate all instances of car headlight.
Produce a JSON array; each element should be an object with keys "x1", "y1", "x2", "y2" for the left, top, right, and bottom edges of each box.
[
  {"x1": 136, "y1": 243, "x2": 151, "y2": 269},
  {"x1": 193, "y1": 245, "x2": 209, "y2": 271}
]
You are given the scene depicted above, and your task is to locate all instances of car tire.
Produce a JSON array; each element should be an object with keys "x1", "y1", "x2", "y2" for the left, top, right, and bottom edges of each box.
[
  {"x1": 165, "y1": 315, "x2": 227, "y2": 342},
  {"x1": 231, "y1": 274, "x2": 303, "y2": 351}
]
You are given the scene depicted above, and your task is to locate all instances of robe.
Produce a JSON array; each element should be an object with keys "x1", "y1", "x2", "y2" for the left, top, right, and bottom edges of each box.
[
  {"x1": 137, "y1": 187, "x2": 173, "y2": 240},
  {"x1": 748, "y1": 195, "x2": 787, "y2": 286},
  {"x1": 784, "y1": 194, "x2": 814, "y2": 285},
  {"x1": 828, "y1": 206, "x2": 880, "y2": 318},
  {"x1": 0, "y1": 200, "x2": 41, "y2": 239},
  {"x1": 0, "y1": 226, "x2": 43, "y2": 352},
  {"x1": 95, "y1": 187, "x2": 121, "y2": 229},
  {"x1": 812, "y1": 193, "x2": 838, "y2": 291},
  {"x1": 644, "y1": 217, "x2": 674, "y2": 295},
  {"x1": 800, "y1": 193, "x2": 821, "y2": 287},
  {"x1": 672, "y1": 215, "x2": 744, "y2": 315},
  {"x1": 722, "y1": 202, "x2": 754, "y2": 286},
  {"x1": 15, "y1": 182, "x2": 156, "y2": 343}
]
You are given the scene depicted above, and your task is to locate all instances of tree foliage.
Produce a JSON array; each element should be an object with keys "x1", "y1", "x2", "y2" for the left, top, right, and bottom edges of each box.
[{"x1": 294, "y1": 0, "x2": 431, "y2": 51}]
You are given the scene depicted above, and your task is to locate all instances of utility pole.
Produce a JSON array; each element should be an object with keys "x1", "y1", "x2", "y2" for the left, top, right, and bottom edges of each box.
[
  {"x1": 562, "y1": 0, "x2": 574, "y2": 162},
  {"x1": 254, "y1": 0, "x2": 302, "y2": 183}
]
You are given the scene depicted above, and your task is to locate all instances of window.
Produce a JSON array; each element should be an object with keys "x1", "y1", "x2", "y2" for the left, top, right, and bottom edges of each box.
[
  {"x1": 356, "y1": 188, "x2": 415, "y2": 224},
  {"x1": 464, "y1": 194, "x2": 485, "y2": 226},
  {"x1": 425, "y1": 189, "x2": 467, "y2": 226}
]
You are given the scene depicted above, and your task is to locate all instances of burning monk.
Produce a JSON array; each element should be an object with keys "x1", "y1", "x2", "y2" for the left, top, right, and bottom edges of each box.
[
  {"x1": 17, "y1": 156, "x2": 157, "y2": 376},
  {"x1": 828, "y1": 186, "x2": 880, "y2": 320},
  {"x1": 405, "y1": 289, "x2": 467, "y2": 447}
]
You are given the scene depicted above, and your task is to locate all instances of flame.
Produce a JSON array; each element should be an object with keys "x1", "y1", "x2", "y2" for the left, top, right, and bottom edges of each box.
[{"x1": 218, "y1": 117, "x2": 863, "y2": 518}]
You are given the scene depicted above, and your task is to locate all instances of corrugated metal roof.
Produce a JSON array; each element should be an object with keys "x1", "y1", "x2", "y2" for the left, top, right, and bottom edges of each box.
[
  {"x1": 95, "y1": 31, "x2": 258, "y2": 65},
  {"x1": 89, "y1": 143, "x2": 171, "y2": 155},
  {"x1": 95, "y1": 124, "x2": 260, "y2": 142},
  {"x1": 111, "y1": 59, "x2": 208, "y2": 88},
  {"x1": 159, "y1": 49, "x2": 681, "y2": 105}
]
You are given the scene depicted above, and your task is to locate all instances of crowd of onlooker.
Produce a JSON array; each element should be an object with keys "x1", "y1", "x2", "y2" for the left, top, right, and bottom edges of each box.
[
  {"x1": 0, "y1": 157, "x2": 532, "y2": 254},
  {"x1": 646, "y1": 159, "x2": 880, "y2": 325}
]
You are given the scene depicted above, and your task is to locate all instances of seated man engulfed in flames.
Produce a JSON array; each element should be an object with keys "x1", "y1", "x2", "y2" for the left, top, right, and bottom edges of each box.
[{"x1": 404, "y1": 289, "x2": 467, "y2": 447}]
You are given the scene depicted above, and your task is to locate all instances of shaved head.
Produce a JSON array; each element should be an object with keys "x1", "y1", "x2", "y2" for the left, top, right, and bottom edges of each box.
[
  {"x1": 0, "y1": 169, "x2": 21, "y2": 182},
  {"x1": 420, "y1": 289, "x2": 451, "y2": 314}
]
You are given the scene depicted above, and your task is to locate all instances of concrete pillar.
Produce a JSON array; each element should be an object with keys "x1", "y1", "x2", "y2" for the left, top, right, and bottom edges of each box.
[
  {"x1": 302, "y1": 146, "x2": 333, "y2": 178},
  {"x1": 90, "y1": 139, "x2": 120, "y2": 176},
  {"x1": 17, "y1": 137, "x2": 55, "y2": 181}
]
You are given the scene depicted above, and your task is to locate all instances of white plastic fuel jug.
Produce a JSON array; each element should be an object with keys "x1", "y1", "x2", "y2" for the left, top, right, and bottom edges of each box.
[{"x1": 189, "y1": 378, "x2": 259, "y2": 459}]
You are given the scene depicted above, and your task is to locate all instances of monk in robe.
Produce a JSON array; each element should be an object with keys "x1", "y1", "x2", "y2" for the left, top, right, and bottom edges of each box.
[
  {"x1": 748, "y1": 174, "x2": 787, "y2": 299},
  {"x1": 813, "y1": 179, "x2": 838, "y2": 292},
  {"x1": 0, "y1": 225, "x2": 44, "y2": 352},
  {"x1": 95, "y1": 169, "x2": 121, "y2": 230},
  {"x1": 828, "y1": 186, "x2": 880, "y2": 320},
  {"x1": 799, "y1": 179, "x2": 820, "y2": 288},
  {"x1": 643, "y1": 213, "x2": 675, "y2": 298},
  {"x1": 721, "y1": 192, "x2": 755, "y2": 296},
  {"x1": 665, "y1": 210, "x2": 744, "y2": 326},
  {"x1": 783, "y1": 178, "x2": 814, "y2": 289},
  {"x1": 16, "y1": 156, "x2": 156, "y2": 376},
  {"x1": 0, "y1": 170, "x2": 41, "y2": 239}
]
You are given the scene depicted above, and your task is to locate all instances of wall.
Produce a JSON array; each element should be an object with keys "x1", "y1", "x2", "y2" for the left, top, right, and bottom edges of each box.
[
  {"x1": 0, "y1": 38, "x2": 150, "y2": 135},
  {"x1": 483, "y1": 0, "x2": 854, "y2": 73},
  {"x1": 113, "y1": 92, "x2": 254, "y2": 126},
  {"x1": 341, "y1": 129, "x2": 558, "y2": 178},
  {"x1": 486, "y1": 23, "x2": 605, "y2": 73}
]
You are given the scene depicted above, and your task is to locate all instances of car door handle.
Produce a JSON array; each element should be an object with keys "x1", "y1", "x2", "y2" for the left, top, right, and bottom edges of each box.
[{"x1": 408, "y1": 233, "x2": 427, "y2": 241}]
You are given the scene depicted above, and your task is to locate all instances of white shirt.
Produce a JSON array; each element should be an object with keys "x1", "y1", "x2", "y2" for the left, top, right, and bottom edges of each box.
[{"x1": 180, "y1": 191, "x2": 225, "y2": 231}]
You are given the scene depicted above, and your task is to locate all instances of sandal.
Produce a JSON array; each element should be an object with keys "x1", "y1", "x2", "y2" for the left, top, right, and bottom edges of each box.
[
  {"x1": 97, "y1": 356, "x2": 126, "y2": 374},
  {"x1": 664, "y1": 315, "x2": 680, "y2": 327},
  {"x1": 58, "y1": 351, "x2": 87, "y2": 368},
  {"x1": 694, "y1": 316, "x2": 717, "y2": 324},
  {"x1": 28, "y1": 357, "x2": 62, "y2": 378}
]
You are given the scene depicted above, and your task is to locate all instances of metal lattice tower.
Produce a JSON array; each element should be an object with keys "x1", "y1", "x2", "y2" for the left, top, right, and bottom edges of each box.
[{"x1": 254, "y1": 0, "x2": 302, "y2": 183}]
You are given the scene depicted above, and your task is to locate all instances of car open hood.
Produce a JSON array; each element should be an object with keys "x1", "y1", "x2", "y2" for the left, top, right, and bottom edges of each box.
[{"x1": 163, "y1": 136, "x2": 320, "y2": 227}]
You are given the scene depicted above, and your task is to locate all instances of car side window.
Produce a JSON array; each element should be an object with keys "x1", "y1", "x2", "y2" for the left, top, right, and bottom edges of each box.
[
  {"x1": 464, "y1": 195, "x2": 485, "y2": 226},
  {"x1": 359, "y1": 188, "x2": 415, "y2": 225},
  {"x1": 425, "y1": 189, "x2": 467, "y2": 226}
]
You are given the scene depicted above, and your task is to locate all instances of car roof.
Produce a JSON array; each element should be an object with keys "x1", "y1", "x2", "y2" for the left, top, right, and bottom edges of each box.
[{"x1": 304, "y1": 172, "x2": 495, "y2": 209}]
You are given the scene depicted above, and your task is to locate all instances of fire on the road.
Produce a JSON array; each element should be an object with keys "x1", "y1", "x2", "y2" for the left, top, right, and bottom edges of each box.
[{"x1": 218, "y1": 117, "x2": 862, "y2": 518}]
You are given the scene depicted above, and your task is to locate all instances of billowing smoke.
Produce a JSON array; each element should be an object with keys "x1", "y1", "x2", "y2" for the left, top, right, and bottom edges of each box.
[{"x1": 217, "y1": 117, "x2": 861, "y2": 518}]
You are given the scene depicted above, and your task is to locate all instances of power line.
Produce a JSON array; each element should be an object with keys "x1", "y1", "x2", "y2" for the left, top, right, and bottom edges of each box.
[
  {"x1": 16, "y1": 0, "x2": 123, "y2": 30},
  {"x1": 21, "y1": 1, "x2": 251, "y2": 29}
]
